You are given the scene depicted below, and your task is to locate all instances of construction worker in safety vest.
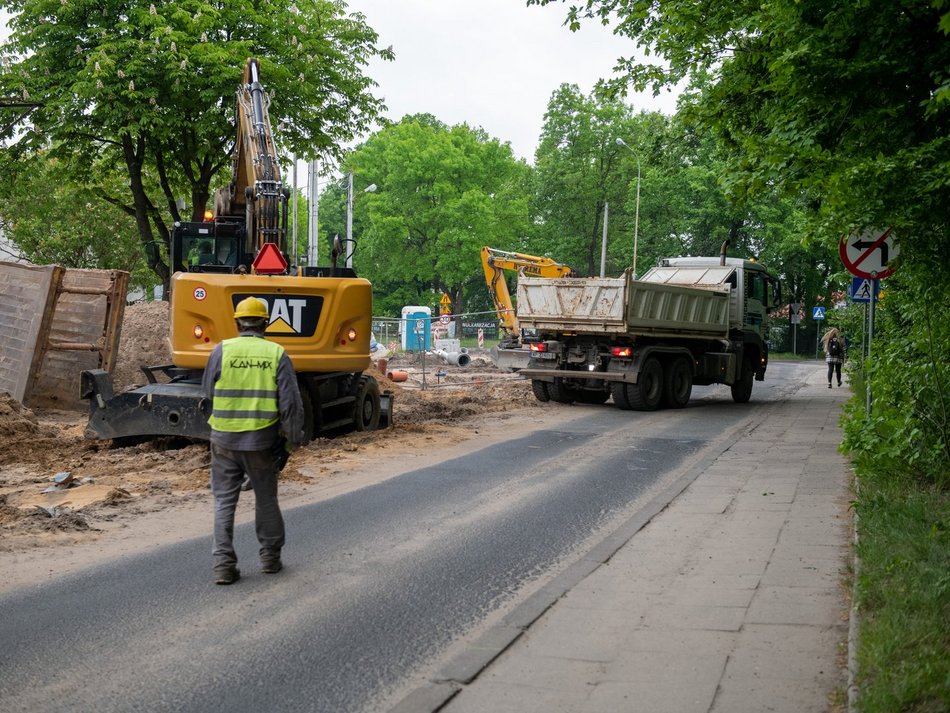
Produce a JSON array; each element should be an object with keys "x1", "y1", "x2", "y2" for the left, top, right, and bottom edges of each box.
[{"x1": 201, "y1": 296, "x2": 304, "y2": 585}]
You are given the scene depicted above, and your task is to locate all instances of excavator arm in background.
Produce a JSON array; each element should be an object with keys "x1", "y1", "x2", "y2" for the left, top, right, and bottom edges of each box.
[
  {"x1": 480, "y1": 247, "x2": 575, "y2": 346},
  {"x1": 213, "y1": 57, "x2": 288, "y2": 256}
]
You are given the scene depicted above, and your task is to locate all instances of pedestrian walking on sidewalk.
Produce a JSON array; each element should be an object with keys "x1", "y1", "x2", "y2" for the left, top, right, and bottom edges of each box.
[
  {"x1": 202, "y1": 297, "x2": 305, "y2": 585},
  {"x1": 821, "y1": 327, "x2": 846, "y2": 388}
]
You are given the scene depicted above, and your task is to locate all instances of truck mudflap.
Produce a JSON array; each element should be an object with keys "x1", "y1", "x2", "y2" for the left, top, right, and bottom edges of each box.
[
  {"x1": 378, "y1": 390, "x2": 394, "y2": 429},
  {"x1": 81, "y1": 369, "x2": 211, "y2": 441}
]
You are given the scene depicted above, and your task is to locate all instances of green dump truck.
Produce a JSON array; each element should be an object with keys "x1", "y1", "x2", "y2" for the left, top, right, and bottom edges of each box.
[{"x1": 515, "y1": 252, "x2": 781, "y2": 410}]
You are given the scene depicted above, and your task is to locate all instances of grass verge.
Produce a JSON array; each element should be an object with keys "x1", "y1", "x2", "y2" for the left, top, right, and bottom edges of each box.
[{"x1": 852, "y1": 470, "x2": 950, "y2": 711}]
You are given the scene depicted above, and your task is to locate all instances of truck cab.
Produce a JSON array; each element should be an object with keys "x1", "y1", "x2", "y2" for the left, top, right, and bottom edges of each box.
[{"x1": 643, "y1": 256, "x2": 781, "y2": 338}]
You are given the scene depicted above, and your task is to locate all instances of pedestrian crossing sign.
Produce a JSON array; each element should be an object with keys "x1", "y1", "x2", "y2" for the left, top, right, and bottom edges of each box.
[
  {"x1": 851, "y1": 277, "x2": 879, "y2": 303},
  {"x1": 812, "y1": 306, "x2": 825, "y2": 320}
]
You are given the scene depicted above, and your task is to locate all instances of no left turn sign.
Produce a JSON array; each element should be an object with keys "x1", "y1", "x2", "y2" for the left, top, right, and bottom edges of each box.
[{"x1": 839, "y1": 227, "x2": 899, "y2": 279}]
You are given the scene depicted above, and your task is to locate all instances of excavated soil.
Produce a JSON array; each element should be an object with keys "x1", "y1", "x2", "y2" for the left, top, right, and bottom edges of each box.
[{"x1": 0, "y1": 302, "x2": 546, "y2": 551}]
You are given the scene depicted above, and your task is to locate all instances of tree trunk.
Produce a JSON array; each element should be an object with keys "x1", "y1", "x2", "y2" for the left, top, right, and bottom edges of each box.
[{"x1": 122, "y1": 133, "x2": 170, "y2": 296}]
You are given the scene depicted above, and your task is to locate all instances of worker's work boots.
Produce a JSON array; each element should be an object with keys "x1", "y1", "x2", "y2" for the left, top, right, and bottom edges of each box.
[
  {"x1": 261, "y1": 558, "x2": 282, "y2": 574},
  {"x1": 214, "y1": 566, "x2": 241, "y2": 585}
]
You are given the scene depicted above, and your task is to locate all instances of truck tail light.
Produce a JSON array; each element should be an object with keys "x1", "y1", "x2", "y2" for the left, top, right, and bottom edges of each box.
[
  {"x1": 611, "y1": 346, "x2": 632, "y2": 357},
  {"x1": 529, "y1": 343, "x2": 547, "y2": 353}
]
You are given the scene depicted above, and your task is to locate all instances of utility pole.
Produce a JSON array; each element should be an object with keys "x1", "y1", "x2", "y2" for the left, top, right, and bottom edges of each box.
[
  {"x1": 346, "y1": 171, "x2": 354, "y2": 268},
  {"x1": 307, "y1": 160, "x2": 319, "y2": 266},
  {"x1": 615, "y1": 138, "x2": 641, "y2": 277}
]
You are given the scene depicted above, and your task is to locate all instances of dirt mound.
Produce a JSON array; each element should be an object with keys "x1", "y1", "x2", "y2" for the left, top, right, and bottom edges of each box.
[
  {"x1": 113, "y1": 301, "x2": 171, "y2": 391},
  {"x1": 0, "y1": 393, "x2": 59, "y2": 465},
  {"x1": 391, "y1": 379, "x2": 537, "y2": 424}
]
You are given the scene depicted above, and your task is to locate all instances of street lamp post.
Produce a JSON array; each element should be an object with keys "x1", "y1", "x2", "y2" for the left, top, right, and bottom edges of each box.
[
  {"x1": 615, "y1": 137, "x2": 641, "y2": 277},
  {"x1": 345, "y1": 171, "x2": 377, "y2": 268}
]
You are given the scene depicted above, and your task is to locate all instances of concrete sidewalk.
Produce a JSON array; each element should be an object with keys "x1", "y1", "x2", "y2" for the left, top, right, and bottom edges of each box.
[{"x1": 395, "y1": 370, "x2": 852, "y2": 713}]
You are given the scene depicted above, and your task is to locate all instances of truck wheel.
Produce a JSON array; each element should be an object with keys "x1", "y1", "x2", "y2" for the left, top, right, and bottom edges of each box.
[
  {"x1": 731, "y1": 357, "x2": 754, "y2": 403},
  {"x1": 352, "y1": 375, "x2": 381, "y2": 431},
  {"x1": 611, "y1": 381, "x2": 634, "y2": 410},
  {"x1": 548, "y1": 378, "x2": 576, "y2": 404},
  {"x1": 662, "y1": 357, "x2": 692, "y2": 409},
  {"x1": 627, "y1": 357, "x2": 663, "y2": 411},
  {"x1": 531, "y1": 380, "x2": 551, "y2": 402}
]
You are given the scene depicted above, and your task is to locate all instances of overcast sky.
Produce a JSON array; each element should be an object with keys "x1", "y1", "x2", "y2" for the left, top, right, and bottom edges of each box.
[
  {"x1": 348, "y1": 0, "x2": 680, "y2": 165},
  {"x1": 0, "y1": 2, "x2": 681, "y2": 185}
]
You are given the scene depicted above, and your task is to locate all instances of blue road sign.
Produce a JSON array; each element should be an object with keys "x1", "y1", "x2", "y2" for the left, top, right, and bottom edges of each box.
[
  {"x1": 813, "y1": 306, "x2": 825, "y2": 320},
  {"x1": 851, "y1": 277, "x2": 879, "y2": 303}
]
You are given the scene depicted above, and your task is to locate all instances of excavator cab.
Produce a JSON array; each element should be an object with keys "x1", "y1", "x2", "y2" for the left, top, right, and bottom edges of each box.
[{"x1": 171, "y1": 219, "x2": 253, "y2": 274}]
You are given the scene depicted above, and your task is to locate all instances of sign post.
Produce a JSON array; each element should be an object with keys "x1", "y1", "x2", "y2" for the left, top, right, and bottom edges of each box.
[
  {"x1": 790, "y1": 302, "x2": 800, "y2": 355},
  {"x1": 438, "y1": 293, "x2": 452, "y2": 316},
  {"x1": 812, "y1": 306, "x2": 825, "y2": 358},
  {"x1": 839, "y1": 228, "x2": 899, "y2": 414}
]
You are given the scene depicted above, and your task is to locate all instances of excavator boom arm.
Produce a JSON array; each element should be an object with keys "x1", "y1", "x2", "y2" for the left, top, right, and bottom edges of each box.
[
  {"x1": 215, "y1": 58, "x2": 288, "y2": 254},
  {"x1": 481, "y1": 247, "x2": 575, "y2": 336}
]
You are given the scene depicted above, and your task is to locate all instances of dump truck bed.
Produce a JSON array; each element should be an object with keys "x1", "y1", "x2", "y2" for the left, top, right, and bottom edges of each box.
[{"x1": 516, "y1": 272, "x2": 730, "y2": 339}]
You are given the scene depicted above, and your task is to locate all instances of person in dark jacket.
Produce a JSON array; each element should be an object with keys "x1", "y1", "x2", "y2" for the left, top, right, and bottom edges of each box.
[
  {"x1": 821, "y1": 327, "x2": 846, "y2": 388},
  {"x1": 202, "y1": 297, "x2": 304, "y2": 585}
]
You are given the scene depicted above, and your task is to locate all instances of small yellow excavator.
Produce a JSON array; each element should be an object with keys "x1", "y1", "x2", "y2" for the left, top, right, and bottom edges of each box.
[
  {"x1": 480, "y1": 246, "x2": 575, "y2": 369},
  {"x1": 82, "y1": 58, "x2": 390, "y2": 442}
]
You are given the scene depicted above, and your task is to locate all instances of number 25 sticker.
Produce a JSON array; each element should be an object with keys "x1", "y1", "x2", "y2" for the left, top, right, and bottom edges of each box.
[{"x1": 194, "y1": 287, "x2": 207, "y2": 301}]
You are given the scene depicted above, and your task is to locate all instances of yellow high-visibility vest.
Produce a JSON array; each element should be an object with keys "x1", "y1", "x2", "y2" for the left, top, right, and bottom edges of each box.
[{"x1": 208, "y1": 336, "x2": 285, "y2": 433}]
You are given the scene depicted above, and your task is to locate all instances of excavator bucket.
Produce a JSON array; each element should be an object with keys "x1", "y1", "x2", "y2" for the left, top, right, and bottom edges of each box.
[
  {"x1": 82, "y1": 368, "x2": 394, "y2": 441},
  {"x1": 81, "y1": 368, "x2": 211, "y2": 441}
]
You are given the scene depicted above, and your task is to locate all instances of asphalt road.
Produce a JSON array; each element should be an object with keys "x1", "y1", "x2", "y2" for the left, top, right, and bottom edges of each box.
[{"x1": 0, "y1": 363, "x2": 806, "y2": 713}]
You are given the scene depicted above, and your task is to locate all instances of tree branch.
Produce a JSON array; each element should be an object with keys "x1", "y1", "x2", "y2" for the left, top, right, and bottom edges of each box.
[
  {"x1": 151, "y1": 143, "x2": 182, "y2": 223},
  {"x1": 93, "y1": 188, "x2": 136, "y2": 219}
]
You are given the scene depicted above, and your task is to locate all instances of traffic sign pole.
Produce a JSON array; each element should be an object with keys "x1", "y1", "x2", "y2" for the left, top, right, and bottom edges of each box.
[
  {"x1": 841, "y1": 229, "x2": 898, "y2": 417},
  {"x1": 867, "y1": 279, "x2": 877, "y2": 414}
]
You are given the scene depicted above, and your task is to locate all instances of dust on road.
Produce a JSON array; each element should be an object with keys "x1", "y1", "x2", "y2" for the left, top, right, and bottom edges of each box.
[{"x1": 0, "y1": 302, "x2": 548, "y2": 553}]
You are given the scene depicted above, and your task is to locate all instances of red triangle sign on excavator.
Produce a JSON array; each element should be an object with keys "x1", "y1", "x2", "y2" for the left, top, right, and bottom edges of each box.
[{"x1": 253, "y1": 243, "x2": 288, "y2": 274}]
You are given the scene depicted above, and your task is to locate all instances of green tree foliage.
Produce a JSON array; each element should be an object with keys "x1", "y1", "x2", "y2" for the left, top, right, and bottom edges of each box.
[
  {"x1": 315, "y1": 179, "x2": 347, "y2": 265},
  {"x1": 533, "y1": 84, "x2": 819, "y2": 297},
  {"x1": 844, "y1": 272, "x2": 950, "y2": 488},
  {"x1": 329, "y1": 114, "x2": 534, "y2": 317},
  {"x1": 535, "y1": 0, "x2": 950, "y2": 483},
  {"x1": 0, "y1": 152, "x2": 154, "y2": 289},
  {"x1": 0, "y1": 0, "x2": 391, "y2": 288},
  {"x1": 529, "y1": 1, "x2": 949, "y2": 236},
  {"x1": 532, "y1": 85, "x2": 630, "y2": 275}
]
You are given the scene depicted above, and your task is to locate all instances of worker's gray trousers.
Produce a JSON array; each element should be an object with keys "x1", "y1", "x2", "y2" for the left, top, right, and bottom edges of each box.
[{"x1": 210, "y1": 444, "x2": 285, "y2": 570}]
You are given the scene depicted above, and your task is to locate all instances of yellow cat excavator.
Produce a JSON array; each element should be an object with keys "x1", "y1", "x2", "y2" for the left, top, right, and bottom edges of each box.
[{"x1": 82, "y1": 58, "x2": 391, "y2": 442}]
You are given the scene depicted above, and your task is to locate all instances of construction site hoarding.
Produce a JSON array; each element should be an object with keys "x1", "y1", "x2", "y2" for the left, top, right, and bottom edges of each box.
[{"x1": 0, "y1": 260, "x2": 129, "y2": 410}]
